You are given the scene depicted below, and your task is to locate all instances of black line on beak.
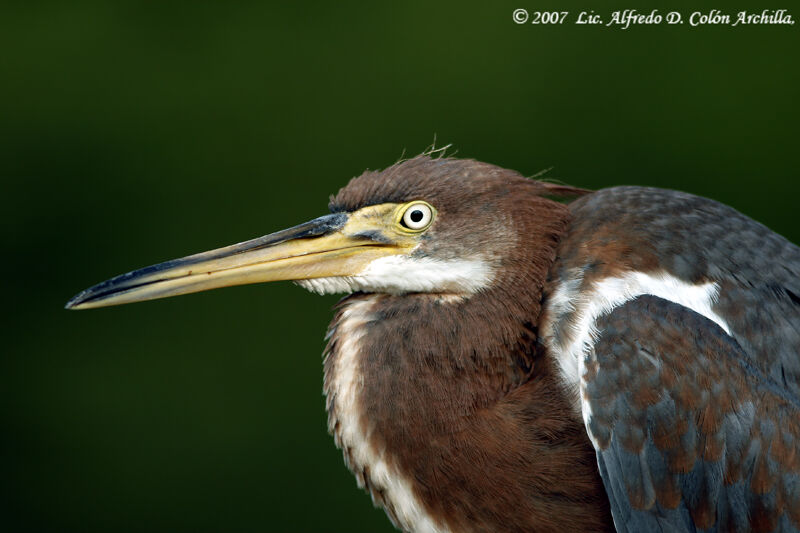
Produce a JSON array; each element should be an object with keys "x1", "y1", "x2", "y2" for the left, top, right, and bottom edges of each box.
[{"x1": 65, "y1": 212, "x2": 348, "y2": 309}]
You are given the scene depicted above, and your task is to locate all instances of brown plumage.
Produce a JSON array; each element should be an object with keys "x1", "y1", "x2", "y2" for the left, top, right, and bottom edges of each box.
[
  {"x1": 324, "y1": 157, "x2": 612, "y2": 531},
  {"x1": 67, "y1": 154, "x2": 800, "y2": 532}
]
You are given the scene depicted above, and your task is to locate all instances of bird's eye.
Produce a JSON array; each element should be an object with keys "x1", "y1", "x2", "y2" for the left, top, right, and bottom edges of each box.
[{"x1": 400, "y1": 202, "x2": 434, "y2": 231}]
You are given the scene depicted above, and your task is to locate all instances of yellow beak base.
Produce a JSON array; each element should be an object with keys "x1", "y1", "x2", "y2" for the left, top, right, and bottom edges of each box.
[{"x1": 66, "y1": 204, "x2": 415, "y2": 310}]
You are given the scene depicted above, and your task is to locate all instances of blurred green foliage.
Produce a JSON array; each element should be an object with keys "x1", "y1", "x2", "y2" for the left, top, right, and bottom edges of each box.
[{"x1": 2, "y1": 1, "x2": 797, "y2": 531}]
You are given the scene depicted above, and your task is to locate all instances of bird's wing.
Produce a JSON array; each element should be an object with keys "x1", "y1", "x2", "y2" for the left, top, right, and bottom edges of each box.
[{"x1": 582, "y1": 294, "x2": 800, "y2": 533}]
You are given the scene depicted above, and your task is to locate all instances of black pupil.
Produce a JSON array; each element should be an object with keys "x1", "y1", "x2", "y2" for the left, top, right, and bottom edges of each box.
[{"x1": 410, "y1": 210, "x2": 424, "y2": 223}]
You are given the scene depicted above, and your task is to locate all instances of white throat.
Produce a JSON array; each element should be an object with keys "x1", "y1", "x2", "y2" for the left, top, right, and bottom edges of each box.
[{"x1": 297, "y1": 256, "x2": 493, "y2": 296}]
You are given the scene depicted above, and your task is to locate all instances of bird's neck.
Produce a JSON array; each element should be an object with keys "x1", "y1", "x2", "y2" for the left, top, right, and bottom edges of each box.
[{"x1": 323, "y1": 200, "x2": 612, "y2": 532}]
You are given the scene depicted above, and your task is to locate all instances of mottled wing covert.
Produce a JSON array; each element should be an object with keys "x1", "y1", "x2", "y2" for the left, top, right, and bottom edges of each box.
[{"x1": 583, "y1": 295, "x2": 800, "y2": 532}]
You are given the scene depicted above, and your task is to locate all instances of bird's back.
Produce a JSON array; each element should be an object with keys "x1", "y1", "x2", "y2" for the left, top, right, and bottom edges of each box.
[
  {"x1": 543, "y1": 185, "x2": 800, "y2": 532},
  {"x1": 553, "y1": 186, "x2": 800, "y2": 395}
]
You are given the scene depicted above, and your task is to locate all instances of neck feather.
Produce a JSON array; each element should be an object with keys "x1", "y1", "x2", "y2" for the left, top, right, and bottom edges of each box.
[{"x1": 322, "y1": 196, "x2": 612, "y2": 532}]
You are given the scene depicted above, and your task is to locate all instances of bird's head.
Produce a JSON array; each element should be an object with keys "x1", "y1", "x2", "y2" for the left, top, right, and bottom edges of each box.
[{"x1": 66, "y1": 156, "x2": 582, "y2": 310}]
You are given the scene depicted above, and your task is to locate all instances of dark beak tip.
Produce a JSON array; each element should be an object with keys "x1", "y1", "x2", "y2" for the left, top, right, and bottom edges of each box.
[
  {"x1": 62, "y1": 212, "x2": 350, "y2": 312},
  {"x1": 65, "y1": 288, "x2": 95, "y2": 310},
  {"x1": 64, "y1": 294, "x2": 84, "y2": 310}
]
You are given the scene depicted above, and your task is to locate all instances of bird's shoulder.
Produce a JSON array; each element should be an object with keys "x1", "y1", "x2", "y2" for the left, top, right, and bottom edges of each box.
[
  {"x1": 536, "y1": 186, "x2": 800, "y2": 530},
  {"x1": 543, "y1": 185, "x2": 800, "y2": 395}
]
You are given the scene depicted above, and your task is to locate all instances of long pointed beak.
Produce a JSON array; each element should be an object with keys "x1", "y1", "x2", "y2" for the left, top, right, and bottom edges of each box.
[{"x1": 66, "y1": 208, "x2": 405, "y2": 310}]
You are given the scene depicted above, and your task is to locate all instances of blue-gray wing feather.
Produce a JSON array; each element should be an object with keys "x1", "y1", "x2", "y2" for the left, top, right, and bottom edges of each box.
[{"x1": 584, "y1": 295, "x2": 800, "y2": 532}]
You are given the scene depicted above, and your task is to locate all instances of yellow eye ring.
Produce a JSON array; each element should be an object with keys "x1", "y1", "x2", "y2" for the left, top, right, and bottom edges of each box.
[{"x1": 398, "y1": 201, "x2": 435, "y2": 231}]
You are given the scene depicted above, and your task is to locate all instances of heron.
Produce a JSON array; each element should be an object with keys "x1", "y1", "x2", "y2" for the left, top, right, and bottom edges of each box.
[{"x1": 67, "y1": 155, "x2": 800, "y2": 532}]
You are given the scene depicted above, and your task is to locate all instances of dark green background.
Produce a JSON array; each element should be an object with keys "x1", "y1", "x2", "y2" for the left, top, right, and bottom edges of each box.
[{"x1": 3, "y1": 1, "x2": 797, "y2": 531}]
